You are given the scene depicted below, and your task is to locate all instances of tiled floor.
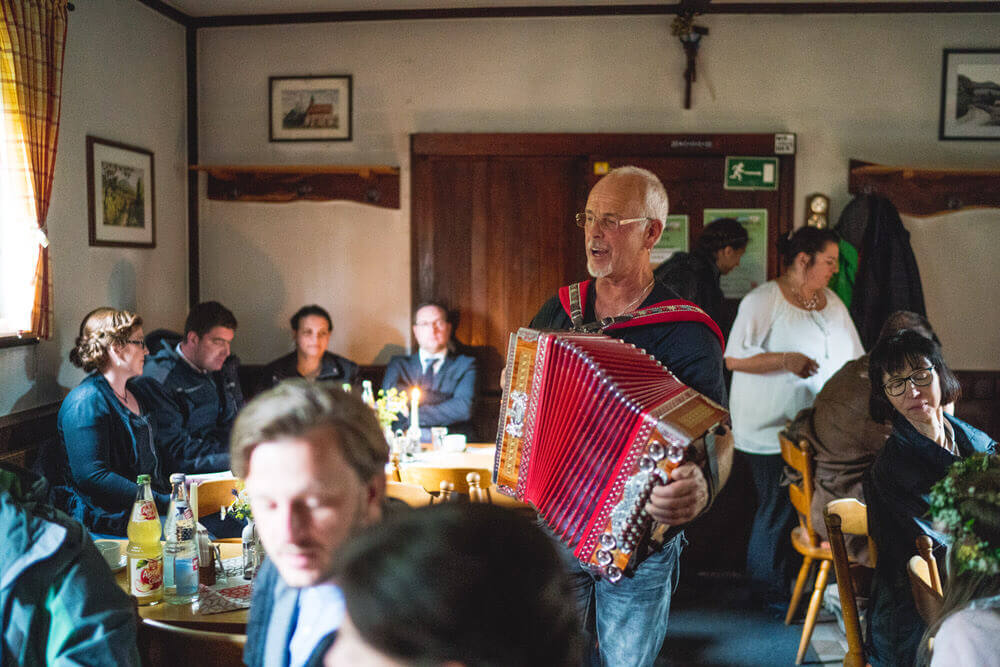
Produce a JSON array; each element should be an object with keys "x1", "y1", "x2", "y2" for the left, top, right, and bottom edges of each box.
[{"x1": 810, "y1": 617, "x2": 851, "y2": 665}]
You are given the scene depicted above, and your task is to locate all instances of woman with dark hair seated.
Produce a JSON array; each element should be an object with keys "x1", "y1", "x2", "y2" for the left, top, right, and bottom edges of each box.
[
  {"x1": 919, "y1": 454, "x2": 1000, "y2": 666},
  {"x1": 325, "y1": 503, "x2": 583, "y2": 667},
  {"x1": 863, "y1": 330, "x2": 996, "y2": 666},
  {"x1": 56, "y1": 307, "x2": 169, "y2": 537},
  {"x1": 260, "y1": 305, "x2": 358, "y2": 391}
]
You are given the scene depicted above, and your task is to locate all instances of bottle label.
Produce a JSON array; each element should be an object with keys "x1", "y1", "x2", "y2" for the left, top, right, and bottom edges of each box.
[
  {"x1": 174, "y1": 555, "x2": 200, "y2": 595},
  {"x1": 130, "y1": 556, "x2": 163, "y2": 597},
  {"x1": 135, "y1": 500, "x2": 157, "y2": 521}
]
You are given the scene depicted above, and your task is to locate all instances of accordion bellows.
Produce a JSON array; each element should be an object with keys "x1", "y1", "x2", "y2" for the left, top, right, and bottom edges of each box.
[{"x1": 494, "y1": 328, "x2": 728, "y2": 581}]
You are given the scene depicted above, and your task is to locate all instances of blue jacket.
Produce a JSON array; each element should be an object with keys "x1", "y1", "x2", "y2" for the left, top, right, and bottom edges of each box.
[
  {"x1": 141, "y1": 341, "x2": 239, "y2": 476},
  {"x1": 382, "y1": 351, "x2": 478, "y2": 440},
  {"x1": 55, "y1": 373, "x2": 170, "y2": 536},
  {"x1": 864, "y1": 413, "x2": 996, "y2": 667},
  {"x1": 1, "y1": 464, "x2": 140, "y2": 666}
]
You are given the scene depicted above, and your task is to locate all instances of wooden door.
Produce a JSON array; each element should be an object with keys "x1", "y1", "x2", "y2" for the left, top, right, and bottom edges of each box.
[{"x1": 411, "y1": 155, "x2": 586, "y2": 437}]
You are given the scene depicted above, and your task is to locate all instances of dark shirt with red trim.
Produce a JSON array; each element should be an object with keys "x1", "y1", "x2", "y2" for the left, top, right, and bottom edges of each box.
[{"x1": 530, "y1": 279, "x2": 727, "y2": 407}]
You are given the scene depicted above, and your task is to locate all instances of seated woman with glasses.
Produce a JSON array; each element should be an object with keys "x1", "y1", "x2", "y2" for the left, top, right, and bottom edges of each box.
[
  {"x1": 863, "y1": 329, "x2": 996, "y2": 667},
  {"x1": 55, "y1": 307, "x2": 169, "y2": 537}
]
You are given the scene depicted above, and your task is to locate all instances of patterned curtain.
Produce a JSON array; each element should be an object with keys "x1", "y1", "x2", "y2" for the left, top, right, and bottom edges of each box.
[{"x1": 0, "y1": 0, "x2": 69, "y2": 339}]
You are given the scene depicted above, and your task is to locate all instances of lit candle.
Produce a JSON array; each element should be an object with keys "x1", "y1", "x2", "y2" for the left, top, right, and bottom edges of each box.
[{"x1": 409, "y1": 387, "x2": 421, "y2": 442}]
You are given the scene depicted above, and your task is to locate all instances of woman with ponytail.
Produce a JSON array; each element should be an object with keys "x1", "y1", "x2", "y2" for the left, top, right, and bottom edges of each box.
[
  {"x1": 56, "y1": 307, "x2": 169, "y2": 537},
  {"x1": 724, "y1": 226, "x2": 863, "y2": 610}
]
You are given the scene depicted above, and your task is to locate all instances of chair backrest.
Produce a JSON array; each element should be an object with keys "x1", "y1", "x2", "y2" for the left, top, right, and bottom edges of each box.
[
  {"x1": 138, "y1": 618, "x2": 246, "y2": 666},
  {"x1": 398, "y1": 465, "x2": 493, "y2": 497},
  {"x1": 824, "y1": 498, "x2": 871, "y2": 667},
  {"x1": 779, "y1": 431, "x2": 815, "y2": 538},
  {"x1": 193, "y1": 479, "x2": 242, "y2": 523},
  {"x1": 385, "y1": 480, "x2": 435, "y2": 507},
  {"x1": 916, "y1": 534, "x2": 943, "y2": 595},
  {"x1": 908, "y1": 535, "x2": 945, "y2": 625}
]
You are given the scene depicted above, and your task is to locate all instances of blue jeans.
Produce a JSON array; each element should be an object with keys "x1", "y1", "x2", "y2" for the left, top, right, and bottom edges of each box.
[{"x1": 556, "y1": 530, "x2": 687, "y2": 667}]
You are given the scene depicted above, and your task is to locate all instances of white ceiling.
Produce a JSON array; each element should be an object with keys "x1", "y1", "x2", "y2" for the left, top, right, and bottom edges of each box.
[{"x1": 163, "y1": 0, "x2": 994, "y2": 19}]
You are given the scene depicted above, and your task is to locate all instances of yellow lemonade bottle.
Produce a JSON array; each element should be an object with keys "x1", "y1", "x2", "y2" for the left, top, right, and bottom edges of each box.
[{"x1": 127, "y1": 474, "x2": 163, "y2": 606}]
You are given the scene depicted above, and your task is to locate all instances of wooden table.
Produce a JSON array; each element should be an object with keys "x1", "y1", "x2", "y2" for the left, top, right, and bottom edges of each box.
[{"x1": 114, "y1": 542, "x2": 249, "y2": 633}]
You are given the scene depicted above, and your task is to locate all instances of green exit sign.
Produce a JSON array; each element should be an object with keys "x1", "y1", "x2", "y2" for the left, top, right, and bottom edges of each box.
[{"x1": 724, "y1": 156, "x2": 779, "y2": 191}]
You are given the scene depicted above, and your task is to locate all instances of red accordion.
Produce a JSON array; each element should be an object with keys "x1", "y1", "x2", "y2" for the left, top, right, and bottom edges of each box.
[{"x1": 494, "y1": 328, "x2": 728, "y2": 581}]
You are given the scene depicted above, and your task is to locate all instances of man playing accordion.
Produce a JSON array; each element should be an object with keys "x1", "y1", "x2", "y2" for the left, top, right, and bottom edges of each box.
[{"x1": 528, "y1": 166, "x2": 734, "y2": 667}]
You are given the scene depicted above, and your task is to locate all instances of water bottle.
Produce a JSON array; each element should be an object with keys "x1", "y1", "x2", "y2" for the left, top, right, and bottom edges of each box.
[{"x1": 164, "y1": 473, "x2": 199, "y2": 604}]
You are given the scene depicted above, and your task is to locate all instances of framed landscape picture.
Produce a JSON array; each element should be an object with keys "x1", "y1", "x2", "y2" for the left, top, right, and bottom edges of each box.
[
  {"x1": 86, "y1": 136, "x2": 155, "y2": 248},
  {"x1": 939, "y1": 49, "x2": 1000, "y2": 141},
  {"x1": 269, "y1": 75, "x2": 352, "y2": 142}
]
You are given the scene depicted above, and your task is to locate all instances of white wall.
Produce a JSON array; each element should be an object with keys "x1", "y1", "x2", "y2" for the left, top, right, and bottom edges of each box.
[
  {"x1": 198, "y1": 12, "x2": 1000, "y2": 367},
  {"x1": 0, "y1": 0, "x2": 188, "y2": 416}
]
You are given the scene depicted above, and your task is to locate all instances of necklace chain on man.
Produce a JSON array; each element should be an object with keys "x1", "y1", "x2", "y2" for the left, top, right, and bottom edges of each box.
[{"x1": 621, "y1": 279, "x2": 655, "y2": 314}]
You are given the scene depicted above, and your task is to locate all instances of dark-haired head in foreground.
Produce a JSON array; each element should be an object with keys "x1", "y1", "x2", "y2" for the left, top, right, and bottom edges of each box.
[{"x1": 325, "y1": 503, "x2": 582, "y2": 667}]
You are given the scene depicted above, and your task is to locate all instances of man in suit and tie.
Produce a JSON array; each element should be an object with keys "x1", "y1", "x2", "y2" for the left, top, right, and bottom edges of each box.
[
  {"x1": 382, "y1": 302, "x2": 478, "y2": 441},
  {"x1": 233, "y1": 381, "x2": 388, "y2": 667}
]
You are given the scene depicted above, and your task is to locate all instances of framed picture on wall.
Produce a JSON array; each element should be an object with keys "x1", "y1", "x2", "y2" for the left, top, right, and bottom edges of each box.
[
  {"x1": 269, "y1": 75, "x2": 353, "y2": 142},
  {"x1": 939, "y1": 49, "x2": 1000, "y2": 141},
  {"x1": 86, "y1": 136, "x2": 155, "y2": 248}
]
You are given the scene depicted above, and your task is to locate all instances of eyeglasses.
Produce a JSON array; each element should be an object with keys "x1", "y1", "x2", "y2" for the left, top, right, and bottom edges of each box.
[
  {"x1": 883, "y1": 367, "x2": 934, "y2": 397},
  {"x1": 575, "y1": 212, "x2": 654, "y2": 233},
  {"x1": 126, "y1": 339, "x2": 148, "y2": 350}
]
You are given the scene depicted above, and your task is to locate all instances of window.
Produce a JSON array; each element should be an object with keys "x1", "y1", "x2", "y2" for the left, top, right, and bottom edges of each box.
[{"x1": 0, "y1": 45, "x2": 40, "y2": 337}]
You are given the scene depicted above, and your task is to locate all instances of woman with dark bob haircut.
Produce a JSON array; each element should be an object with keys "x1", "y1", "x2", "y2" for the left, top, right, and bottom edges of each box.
[
  {"x1": 863, "y1": 329, "x2": 996, "y2": 667},
  {"x1": 324, "y1": 503, "x2": 583, "y2": 667}
]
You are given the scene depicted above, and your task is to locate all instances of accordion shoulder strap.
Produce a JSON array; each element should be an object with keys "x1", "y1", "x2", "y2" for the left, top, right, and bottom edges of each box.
[{"x1": 558, "y1": 281, "x2": 725, "y2": 348}]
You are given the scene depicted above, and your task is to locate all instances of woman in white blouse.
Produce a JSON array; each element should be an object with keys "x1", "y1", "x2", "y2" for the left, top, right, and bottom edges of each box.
[{"x1": 724, "y1": 226, "x2": 863, "y2": 609}]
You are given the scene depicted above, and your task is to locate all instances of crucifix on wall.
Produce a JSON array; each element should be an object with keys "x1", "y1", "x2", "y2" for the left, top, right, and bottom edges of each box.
[{"x1": 671, "y1": 11, "x2": 709, "y2": 109}]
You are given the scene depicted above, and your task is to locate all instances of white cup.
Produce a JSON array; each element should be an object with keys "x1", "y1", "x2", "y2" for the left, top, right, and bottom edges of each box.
[
  {"x1": 430, "y1": 427, "x2": 448, "y2": 450},
  {"x1": 442, "y1": 434, "x2": 467, "y2": 452},
  {"x1": 95, "y1": 539, "x2": 121, "y2": 569}
]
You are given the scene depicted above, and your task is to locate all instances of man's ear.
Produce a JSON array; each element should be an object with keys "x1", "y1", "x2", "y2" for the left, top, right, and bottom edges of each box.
[
  {"x1": 365, "y1": 474, "x2": 386, "y2": 525},
  {"x1": 184, "y1": 330, "x2": 199, "y2": 347},
  {"x1": 643, "y1": 219, "x2": 664, "y2": 250}
]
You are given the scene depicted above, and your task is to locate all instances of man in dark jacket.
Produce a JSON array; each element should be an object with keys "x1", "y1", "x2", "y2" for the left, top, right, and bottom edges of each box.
[
  {"x1": 141, "y1": 301, "x2": 242, "y2": 475},
  {"x1": 0, "y1": 463, "x2": 139, "y2": 665},
  {"x1": 382, "y1": 302, "x2": 478, "y2": 441},
  {"x1": 654, "y1": 216, "x2": 748, "y2": 327}
]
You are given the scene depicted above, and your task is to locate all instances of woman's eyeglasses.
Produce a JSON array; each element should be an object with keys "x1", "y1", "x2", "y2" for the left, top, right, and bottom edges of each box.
[{"x1": 882, "y1": 367, "x2": 934, "y2": 397}]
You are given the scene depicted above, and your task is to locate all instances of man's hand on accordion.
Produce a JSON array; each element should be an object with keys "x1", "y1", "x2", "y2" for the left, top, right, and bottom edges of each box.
[{"x1": 644, "y1": 462, "x2": 709, "y2": 526}]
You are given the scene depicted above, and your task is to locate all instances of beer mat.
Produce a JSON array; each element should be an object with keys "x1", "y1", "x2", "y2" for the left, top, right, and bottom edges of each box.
[{"x1": 197, "y1": 583, "x2": 252, "y2": 614}]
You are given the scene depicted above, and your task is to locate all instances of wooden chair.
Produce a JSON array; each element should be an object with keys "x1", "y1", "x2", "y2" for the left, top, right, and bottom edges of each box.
[
  {"x1": 824, "y1": 497, "x2": 875, "y2": 667},
  {"x1": 398, "y1": 465, "x2": 493, "y2": 499},
  {"x1": 385, "y1": 480, "x2": 435, "y2": 507},
  {"x1": 780, "y1": 431, "x2": 833, "y2": 665},
  {"x1": 192, "y1": 478, "x2": 242, "y2": 524},
  {"x1": 908, "y1": 535, "x2": 944, "y2": 625},
  {"x1": 138, "y1": 618, "x2": 246, "y2": 666}
]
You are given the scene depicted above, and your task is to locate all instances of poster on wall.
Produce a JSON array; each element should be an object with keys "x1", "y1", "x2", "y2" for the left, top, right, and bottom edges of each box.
[
  {"x1": 705, "y1": 208, "x2": 767, "y2": 298},
  {"x1": 939, "y1": 49, "x2": 1000, "y2": 141},
  {"x1": 649, "y1": 214, "x2": 689, "y2": 266},
  {"x1": 86, "y1": 136, "x2": 155, "y2": 248},
  {"x1": 269, "y1": 75, "x2": 353, "y2": 142}
]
